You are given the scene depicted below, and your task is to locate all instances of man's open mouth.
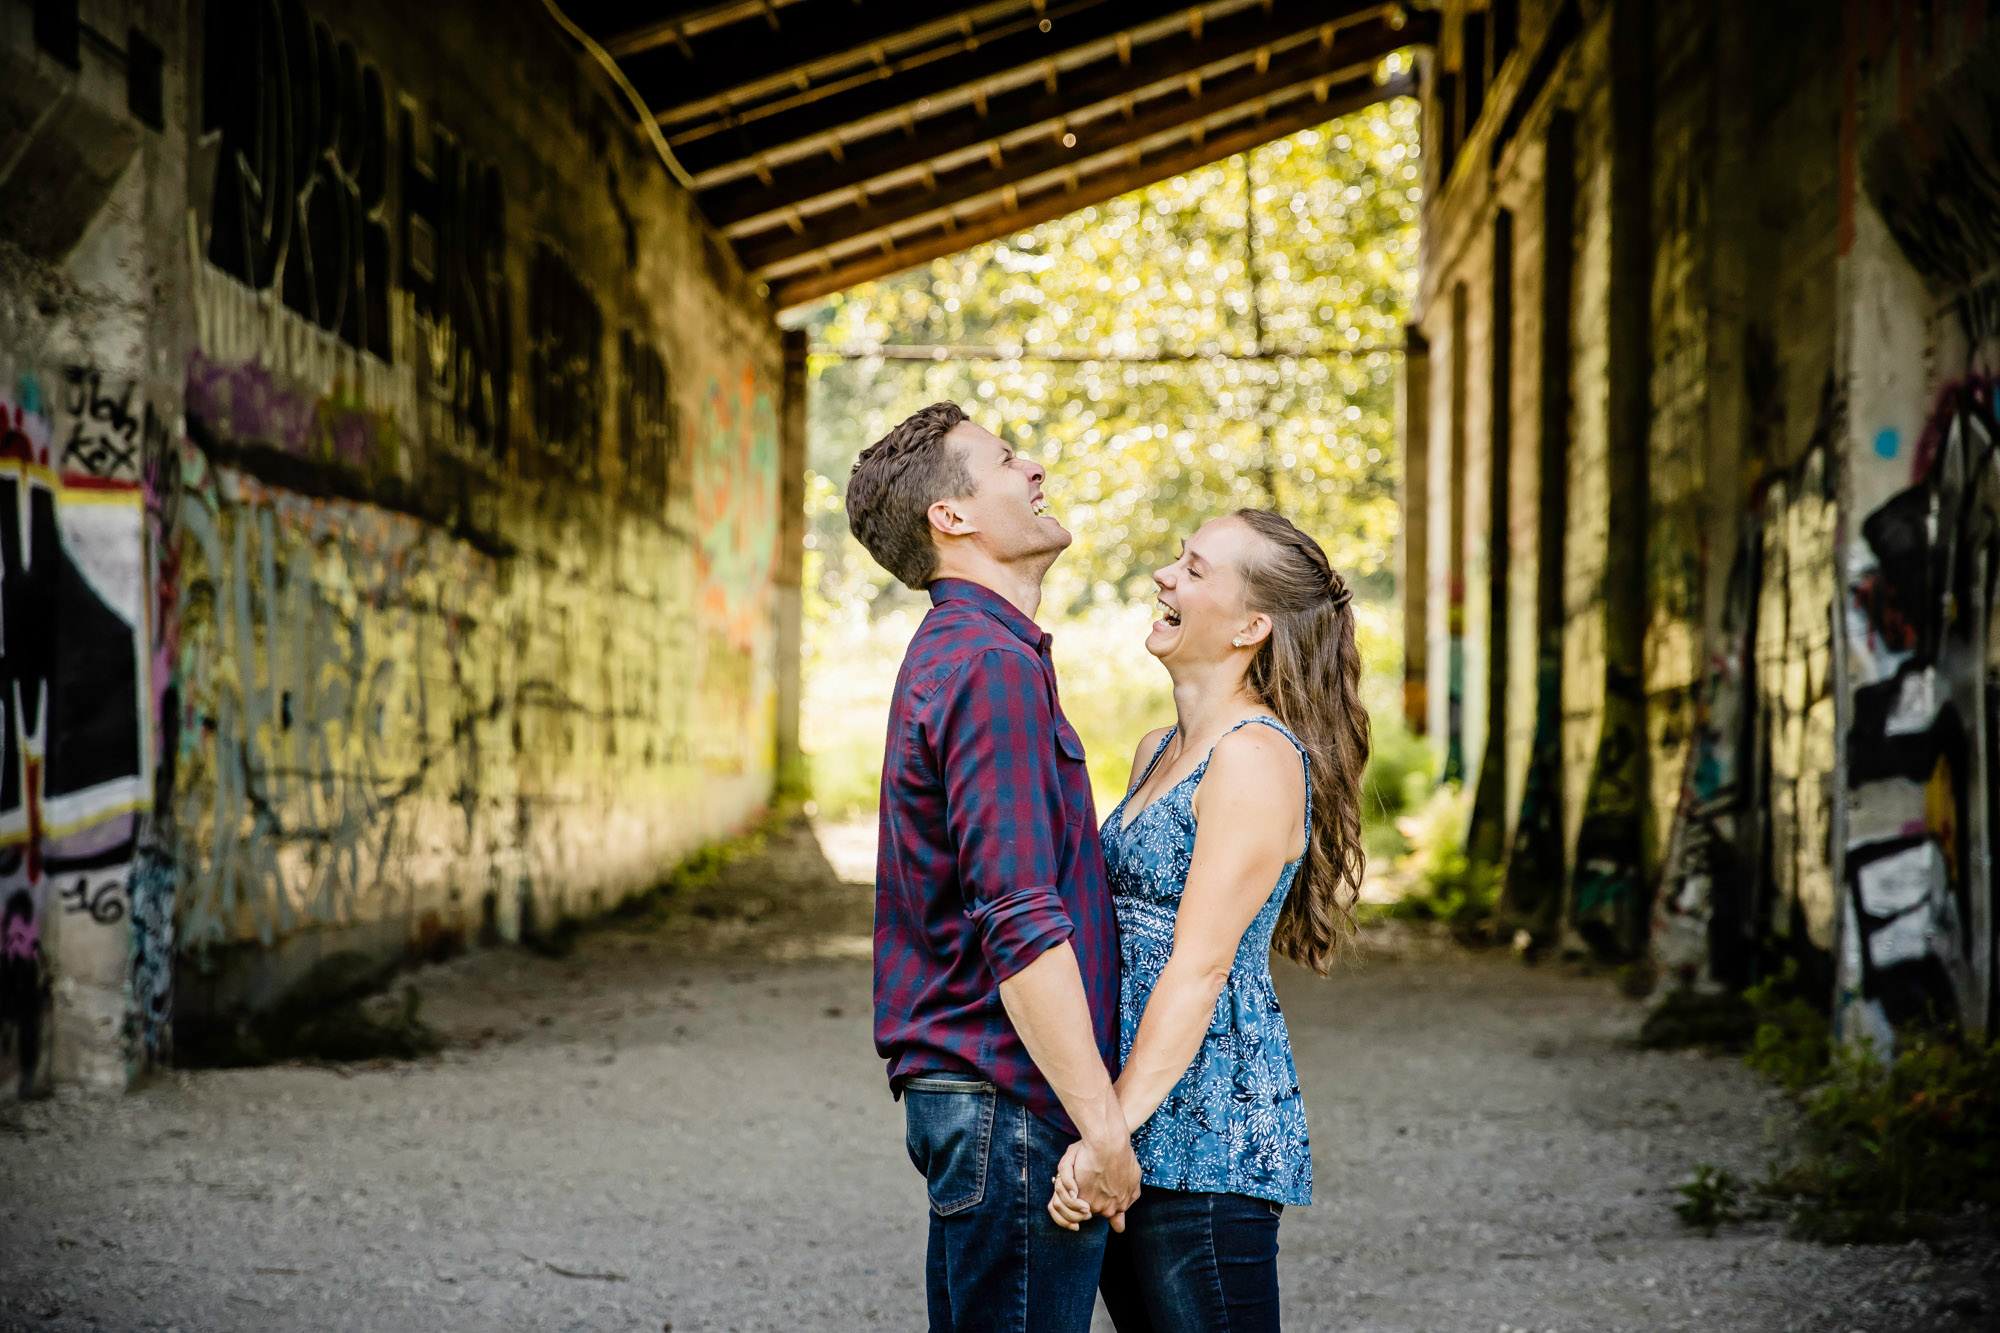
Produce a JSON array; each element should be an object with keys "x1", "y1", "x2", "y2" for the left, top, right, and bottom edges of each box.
[{"x1": 1032, "y1": 497, "x2": 1050, "y2": 517}]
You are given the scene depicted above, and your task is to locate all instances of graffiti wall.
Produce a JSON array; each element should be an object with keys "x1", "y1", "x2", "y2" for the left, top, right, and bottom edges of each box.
[
  {"x1": 0, "y1": 380, "x2": 166, "y2": 1093},
  {"x1": 171, "y1": 0, "x2": 785, "y2": 973},
  {"x1": 1835, "y1": 19, "x2": 2000, "y2": 1043},
  {"x1": 0, "y1": 0, "x2": 791, "y2": 1090}
]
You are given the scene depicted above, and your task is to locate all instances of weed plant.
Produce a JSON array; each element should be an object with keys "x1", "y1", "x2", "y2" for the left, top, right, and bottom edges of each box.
[
  {"x1": 1665, "y1": 961, "x2": 2000, "y2": 1243},
  {"x1": 1765, "y1": 1030, "x2": 2000, "y2": 1242},
  {"x1": 1673, "y1": 1164, "x2": 1745, "y2": 1235}
]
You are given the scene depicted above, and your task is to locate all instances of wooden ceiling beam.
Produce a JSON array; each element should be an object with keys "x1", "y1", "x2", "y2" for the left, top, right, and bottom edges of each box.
[
  {"x1": 597, "y1": 0, "x2": 794, "y2": 56},
  {"x1": 621, "y1": 0, "x2": 1046, "y2": 124},
  {"x1": 738, "y1": 59, "x2": 1402, "y2": 269},
  {"x1": 768, "y1": 71, "x2": 1412, "y2": 308},
  {"x1": 702, "y1": 7, "x2": 1424, "y2": 229},
  {"x1": 660, "y1": 0, "x2": 1197, "y2": 178}
]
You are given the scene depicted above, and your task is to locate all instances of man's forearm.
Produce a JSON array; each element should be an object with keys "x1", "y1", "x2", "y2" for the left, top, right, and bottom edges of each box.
[{"x1": 996, "y1": 941, "x2": 1126, "y2": 1147}]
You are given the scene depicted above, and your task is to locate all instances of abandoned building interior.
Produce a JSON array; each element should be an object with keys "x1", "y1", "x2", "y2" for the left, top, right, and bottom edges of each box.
[{"x1": 0, "y1": 0, "x2": 1995, "y2": 1102}]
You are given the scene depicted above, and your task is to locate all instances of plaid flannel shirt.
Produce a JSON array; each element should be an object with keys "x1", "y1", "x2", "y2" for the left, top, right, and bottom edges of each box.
[{"x1": 872, "y1": 578, "x2": 1120, "y2": 1134}]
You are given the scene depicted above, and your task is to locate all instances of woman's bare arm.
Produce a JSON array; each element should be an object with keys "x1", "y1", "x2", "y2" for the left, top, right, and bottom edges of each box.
[{"x1": 1110, "y1": 724, "x2": 1305, "y2": 1133}]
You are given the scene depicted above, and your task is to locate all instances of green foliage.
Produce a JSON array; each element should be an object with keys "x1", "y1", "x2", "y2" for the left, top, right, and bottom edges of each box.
[
  {"x1": 795, "y1": 97, "x2": 1426, "y2": 836},
  {"x1": 1742, "y1": 960, "x2": 1833, "y2": 1092},
  {"x1": 1360, "y1": 715, "x2": 1432, "y2": 862},
  {"x1": 1365, "y1": 783, "x2": 1499, "y2": 931},
  {"x1": 1673, "y1": 1164, "x2": 1744, "y2": 1235},
  {"x1": 1761, "y1": 1031, "x2": 2000, "y2": 1242},
  {"x1": 797, "y1": 96, "x2": 1422, "y2": 621}
]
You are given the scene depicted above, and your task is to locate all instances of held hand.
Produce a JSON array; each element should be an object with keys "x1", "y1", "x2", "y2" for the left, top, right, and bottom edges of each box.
[
  {"x1": 1068, "y1": 1132, "x2": 1141, "y2": 1230},
  {"x1": 1046, "y1": 1142, "x2": 1094, "y2": 1230}
]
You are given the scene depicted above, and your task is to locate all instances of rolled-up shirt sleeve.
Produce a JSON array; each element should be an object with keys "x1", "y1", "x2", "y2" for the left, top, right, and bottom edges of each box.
[{"x1": 933, "y1": 647, "x2": 1075, "y2": 981}]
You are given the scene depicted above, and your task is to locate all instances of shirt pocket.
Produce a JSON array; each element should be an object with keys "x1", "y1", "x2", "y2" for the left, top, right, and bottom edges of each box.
[{"x1": 1054, "y1": 717, "x2": 1088, "y2": 827}]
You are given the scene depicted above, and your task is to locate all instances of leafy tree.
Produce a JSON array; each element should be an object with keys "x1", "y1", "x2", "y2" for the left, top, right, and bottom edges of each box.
[{"x1": 798, "y1": 92, "x2": 1422, "y2": 623}]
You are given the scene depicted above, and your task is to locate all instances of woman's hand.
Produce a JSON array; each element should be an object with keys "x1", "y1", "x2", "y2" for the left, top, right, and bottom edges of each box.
[{"x1": 1046, "y1": 1142, "x2": 1098, "y2": 1230}]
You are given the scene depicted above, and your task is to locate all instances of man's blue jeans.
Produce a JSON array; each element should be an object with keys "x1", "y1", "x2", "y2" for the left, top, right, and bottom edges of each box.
[{"x1": 903, "y1": 1073, "x2": 1107, "y2": 1332}]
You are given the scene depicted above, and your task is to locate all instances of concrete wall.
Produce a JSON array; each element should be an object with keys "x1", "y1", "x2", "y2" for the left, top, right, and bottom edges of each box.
[
  {"x1": 1409, "y1": 0, "x2": 1999, "y2": 1042},
  {"x1": 1835, "y1": 4, "x2": 2000, "y2": 1044},
  {"x1": 0, "y1": 0, "x2": 796, "y2": 1094}
]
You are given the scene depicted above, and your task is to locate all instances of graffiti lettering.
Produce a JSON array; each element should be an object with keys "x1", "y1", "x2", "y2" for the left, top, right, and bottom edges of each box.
[
  {"x1": 1840, "y1": 378, "x2": 1996, "y2": 1034},
  {"x1": 57, "y1": 369, "x2": 167, "y2": 482},
  {"x1": 619, "y1": 331, "x2": 674, "y2": 510},
  {"x1": 203, "y1": 0, "x2": 393, "y2": 359},
  {"x1": 202, "y1": 0, "x2": 510, "y2": 452},
  {"x1": 0, "y1": 462, "x2": 147, "y2": 848},
  {"x1": 58, "y1": 874, "x2": 126, "y2": 924},
  {"x1": 529, "y1": 246, "x2": 603, "y2": 478},
  {"x1": 0, "y1": 390, "x2": 150, "y2": 1092},
  {"x1": 401, "y1": 109, "x2": 510, "y2": 452},
  {"x1": 175, "y1": 473, "x2": 476, "y2": 945}
]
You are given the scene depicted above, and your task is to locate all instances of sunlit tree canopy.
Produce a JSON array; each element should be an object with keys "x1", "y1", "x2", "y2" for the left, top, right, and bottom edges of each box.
[{"x1": 800, "y1": 94, "x2": 1422, "y2": 619}]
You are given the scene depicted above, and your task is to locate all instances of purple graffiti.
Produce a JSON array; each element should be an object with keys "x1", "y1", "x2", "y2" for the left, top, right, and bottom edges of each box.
[{"x1": 186, "y1": 352, "x2": 317, "y2": 454}]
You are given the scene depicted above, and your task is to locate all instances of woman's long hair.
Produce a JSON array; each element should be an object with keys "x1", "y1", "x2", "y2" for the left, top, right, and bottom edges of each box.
[{"x1": 1231, "y1": 509, "x2": 1369, "y2": 974}]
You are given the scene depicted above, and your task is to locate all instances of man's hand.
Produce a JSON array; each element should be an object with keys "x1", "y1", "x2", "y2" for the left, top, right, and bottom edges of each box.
[{"x1": 1045, "y1": 1135, "x2": 1139, "y2": 1231}]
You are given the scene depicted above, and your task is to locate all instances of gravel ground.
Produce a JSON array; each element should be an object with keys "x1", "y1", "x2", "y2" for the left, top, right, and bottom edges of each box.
[{"x1": 2, "y1": 820, "x2": 1995, "y2": 1332}]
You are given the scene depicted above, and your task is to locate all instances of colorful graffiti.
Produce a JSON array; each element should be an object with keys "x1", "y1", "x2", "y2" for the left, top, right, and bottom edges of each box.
[
  {"x1": 173, "y1": 463, "x2": 484, "y2": 946},
  {"x1": 0, "y1": 388, "x2": 155, "y2": 1092},
  {"x1": 1839, "y1": 378, "x2": 1998, "y2": 1040},
  {"x1": 184, "y1": 351, "x2": 400, "y2": 469},
  {"x1": 690, "y1": 372, "x2": 777, "y2": 778},
  {"x1": 1652, "y1": 417, "x2": 1841, "y2": 994}
]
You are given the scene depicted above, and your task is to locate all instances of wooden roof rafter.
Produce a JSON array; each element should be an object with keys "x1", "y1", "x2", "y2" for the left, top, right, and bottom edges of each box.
[
  {"x1": 560, "y1": 0, "x2": 1435, "y2": 309},
  {"x1": 768, "y1": 69, "x2": 1414, "y2": 307},
  {"x1": 704, "y1": 7, "x2": 1425, "y2": 233}
]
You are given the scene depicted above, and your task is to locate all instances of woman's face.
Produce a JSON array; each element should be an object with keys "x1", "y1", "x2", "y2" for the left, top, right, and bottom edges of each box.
[{"x1": 1147, "y1": 516, "x2": 1264, "y2": 666}]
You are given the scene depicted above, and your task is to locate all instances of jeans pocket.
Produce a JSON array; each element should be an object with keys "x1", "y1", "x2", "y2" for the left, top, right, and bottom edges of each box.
[{"x1": 904, "y1": 1079, "x2": 997, "y2": 1216}]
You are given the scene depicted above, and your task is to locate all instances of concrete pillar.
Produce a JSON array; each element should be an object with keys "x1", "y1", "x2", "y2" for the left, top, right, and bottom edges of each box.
[
  {"x1": 1468, "y1": 208, "x2": 1516, "y2": 869},
  {"x1": 1572, "y1": 0, "x2": 1655, "y2": 959},
  {"x1": 1505, "y1": 111, "x2": 1577, "y2": 943},
  {"x1": 1443, "y1": 282, "x2": 1470, "y2": 783},
  {"x1": 1398, "y1": 327, "x2": 1430, "y2": 736},
  {"x1": 774, "y1": 328, "x2": 809, "y2": 794}
]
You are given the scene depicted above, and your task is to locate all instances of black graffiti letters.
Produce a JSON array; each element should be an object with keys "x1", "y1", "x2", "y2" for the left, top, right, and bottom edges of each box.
[
  {"x1": 202, "y1": 0, "x2": 514, "y2": 450},
  {"x1": 59, "y1": 877, "x2": 126, "y2": 925},
  {"x1": 0, "y1": 473, "x2": 143, "y2": 824},
  {"x1": 402, "y1": 112, "x2": 511, "y2": 452},
  {"x1": 58, "y1": 369, "x2": 167, "y2": 481},
  {"x1": 530, "y1": 246, "x2": 603, "y2": 478},
  {"x1": 619, "y1": 331, "x2": 674, "y2": 509},
  {"x1": 204, "y1": 0, "x2": 393, "y2": 359}
]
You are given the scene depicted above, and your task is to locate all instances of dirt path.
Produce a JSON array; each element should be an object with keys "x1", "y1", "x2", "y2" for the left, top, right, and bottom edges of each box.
[{"x1": 2, "y1": 823, "x2": 1994, "y2": 1332}]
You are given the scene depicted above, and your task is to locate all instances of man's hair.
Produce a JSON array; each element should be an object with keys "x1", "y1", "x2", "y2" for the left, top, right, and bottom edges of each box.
[{"x1": 846, "y1": 402, "x2": 977, "y2": 589}]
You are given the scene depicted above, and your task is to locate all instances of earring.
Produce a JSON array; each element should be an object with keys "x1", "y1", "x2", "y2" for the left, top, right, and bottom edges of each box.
[{"x1": 1232, "y1": 637, "x2": 1244, "y2": 647}]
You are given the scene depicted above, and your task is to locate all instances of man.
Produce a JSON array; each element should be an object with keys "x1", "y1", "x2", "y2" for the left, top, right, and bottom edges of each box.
[{"x1": 847, "y1": 402, "x2": 1137, "y2": 1332}]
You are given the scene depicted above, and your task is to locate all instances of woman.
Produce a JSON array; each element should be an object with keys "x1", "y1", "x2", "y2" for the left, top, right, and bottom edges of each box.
[{"x1": 1049, "y1": 508, "x2": 1368, "y2": 1331}]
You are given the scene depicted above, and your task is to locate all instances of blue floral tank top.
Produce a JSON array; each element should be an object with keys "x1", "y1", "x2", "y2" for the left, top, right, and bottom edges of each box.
[{"x1": 1102, "y1": 716, "x2": 1312, "y2": 1206}]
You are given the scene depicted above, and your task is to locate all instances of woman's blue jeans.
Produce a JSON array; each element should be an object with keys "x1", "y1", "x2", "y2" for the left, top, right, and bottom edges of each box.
[
  {"x1": 1097, "y1": 1186, "x2": 1285, "y2": 1332},
  {"x1": 902, "y1": 1073, "x2": 1108, "y2": 1332}
]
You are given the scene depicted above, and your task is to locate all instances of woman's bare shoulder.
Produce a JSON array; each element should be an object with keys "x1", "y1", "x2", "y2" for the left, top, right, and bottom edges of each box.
[{"x1": 1204, "y1": 719, "x2": 1306, "y2": 801}]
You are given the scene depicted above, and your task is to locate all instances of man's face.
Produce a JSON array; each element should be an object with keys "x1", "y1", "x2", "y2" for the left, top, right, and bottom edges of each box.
[{"x1": 941, "y1": 421, "x2": 1071, "y2": 565}]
